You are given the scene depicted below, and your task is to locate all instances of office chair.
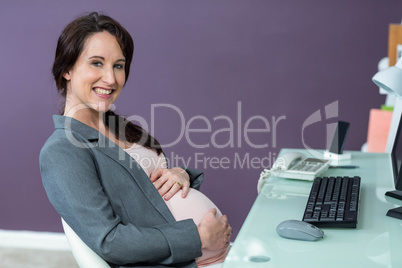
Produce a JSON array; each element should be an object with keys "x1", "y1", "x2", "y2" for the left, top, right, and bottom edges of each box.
[
  {"x1": 62, "y1": 218, "x2": 224, "y2": 268},
  {"x1": 61, "y1": 218, "x2": 110, "y2": 268}
]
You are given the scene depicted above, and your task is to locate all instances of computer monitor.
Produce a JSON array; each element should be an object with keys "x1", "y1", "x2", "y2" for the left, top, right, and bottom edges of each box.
[
  {"x1": 387, "y1": 111, "x2": 402, "y2": 197},
  {"x1": 385, "y1": 110, "x2": 402, "y2": 219}
]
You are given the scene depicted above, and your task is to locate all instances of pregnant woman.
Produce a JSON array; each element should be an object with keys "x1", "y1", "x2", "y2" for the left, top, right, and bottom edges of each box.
[{"x1": 40, "y1": 12, "x2": 231, "y2": 268}]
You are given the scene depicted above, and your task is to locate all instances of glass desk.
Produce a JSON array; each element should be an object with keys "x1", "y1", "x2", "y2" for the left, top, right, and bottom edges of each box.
[{"x1": 223, "y1": 149, "x2": 402, "y2": 268}]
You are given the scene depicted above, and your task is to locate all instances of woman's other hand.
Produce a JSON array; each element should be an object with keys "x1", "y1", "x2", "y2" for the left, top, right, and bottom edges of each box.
[
  {"x1": 150, "y1": 167, "x2": 190, "y2": 200},
  {"x1": 197, "y1": 208, "x2": 232, "y2": 251}
]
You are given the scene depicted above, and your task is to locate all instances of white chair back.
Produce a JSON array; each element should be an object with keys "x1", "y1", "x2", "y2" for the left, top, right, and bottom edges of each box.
[{"x1": 61, "y1": 218, "x2": 110, "y2": 268}]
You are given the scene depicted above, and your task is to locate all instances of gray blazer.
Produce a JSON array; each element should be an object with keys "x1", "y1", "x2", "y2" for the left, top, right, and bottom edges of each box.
[{"x1": 40, "y1": 115, "x2": 204, "y2": 268}]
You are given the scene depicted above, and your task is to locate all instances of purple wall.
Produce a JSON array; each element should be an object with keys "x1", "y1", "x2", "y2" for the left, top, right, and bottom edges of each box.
[{"x1": 1, "y1": 0, "x2": 401, "y2": 238}]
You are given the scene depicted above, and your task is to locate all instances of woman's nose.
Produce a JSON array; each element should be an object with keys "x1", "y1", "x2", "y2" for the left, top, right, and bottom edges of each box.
[{"x1": 102, "y1": 67, "x2": 116, "y2": 85}]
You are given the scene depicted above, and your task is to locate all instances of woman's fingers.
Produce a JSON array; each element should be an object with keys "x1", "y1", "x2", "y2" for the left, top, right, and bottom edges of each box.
[
  {"x1": 180, "y1": 181, "x2": 190, "y2": 198},
  {"x1": 149, "y1": 168, "x2": 164, "y2": 183},
  {"x1": 150, "y1": 168, "x2": 190, "y2": 200},
  {"x1": 162, "y1": 179, "x2": 184, "y2": 200},
  {"x1": 197, "y1": 209, "x2": 232, "y2": 251}
]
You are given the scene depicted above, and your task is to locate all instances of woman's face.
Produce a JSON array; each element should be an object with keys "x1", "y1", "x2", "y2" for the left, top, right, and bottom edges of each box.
[{"x1": 63, "y1": 31, "x2": 126, "y2": 115}]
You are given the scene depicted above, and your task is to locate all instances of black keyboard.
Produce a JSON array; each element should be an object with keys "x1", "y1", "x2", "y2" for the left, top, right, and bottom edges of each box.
[{"x1": 302, "y1": 176, "x2": 361, "y2": 228}]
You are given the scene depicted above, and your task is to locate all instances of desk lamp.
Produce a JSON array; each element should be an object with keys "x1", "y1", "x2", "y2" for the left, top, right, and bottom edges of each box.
[
  {"x1": 373, "y1": 56, "x2": 402, "y2": 219},
  {"x1": 372, "y1": 57, "x2": 402, "y2": 153},
  {"x1": 372, "y1": 57, "x2": 402, "y2": 97}
]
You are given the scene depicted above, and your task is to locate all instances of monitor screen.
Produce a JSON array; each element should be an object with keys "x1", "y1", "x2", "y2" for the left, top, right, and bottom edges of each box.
[{"x1": 391, "y1": 113, "x2": 402, "y2": 190}]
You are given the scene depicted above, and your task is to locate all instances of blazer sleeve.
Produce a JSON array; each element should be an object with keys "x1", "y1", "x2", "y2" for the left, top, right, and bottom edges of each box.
[
  {"x1": 183, "y1": 167, "x2": 204, "y2": 191},
  {"x1": 40, "y1": 136, "x2": 201, "y2": 266}
]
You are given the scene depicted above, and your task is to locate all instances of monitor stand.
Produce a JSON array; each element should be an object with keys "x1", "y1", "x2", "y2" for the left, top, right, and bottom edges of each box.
[
  {"x1": 386, "y1": 190, "x2": 402, "y2": 200},
  {"x1": 386, "y1": 190, "x2": 402, "y2": 220}
]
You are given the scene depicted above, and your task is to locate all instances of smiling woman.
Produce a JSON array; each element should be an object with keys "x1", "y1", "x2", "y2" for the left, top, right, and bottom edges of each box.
[{"x1": 41, "y1": 12, "x2": 232, "y2": 268}]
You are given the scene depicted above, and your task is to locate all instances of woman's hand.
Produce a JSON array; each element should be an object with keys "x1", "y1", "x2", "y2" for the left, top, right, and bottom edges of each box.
[
  {"x1": 197, "y1": 208, "x2": 232, "y2": 251},
  {"x1": 150, "y1": 167, "x2": 190, "y2": 200}
]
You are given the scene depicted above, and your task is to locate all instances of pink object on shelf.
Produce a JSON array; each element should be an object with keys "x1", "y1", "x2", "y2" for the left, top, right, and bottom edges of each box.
[{"x1": 367, "y1": 109, "x2": 393, "y2": 152}]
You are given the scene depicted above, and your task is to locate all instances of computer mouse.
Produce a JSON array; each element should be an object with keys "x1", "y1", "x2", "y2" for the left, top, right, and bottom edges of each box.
[{"x1": 276, "y1": 220, "x2": 324, "y2": 241}]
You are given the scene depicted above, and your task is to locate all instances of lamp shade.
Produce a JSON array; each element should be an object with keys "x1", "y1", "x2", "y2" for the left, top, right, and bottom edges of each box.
[{"x1": 373, "y1": 57, "x2": 402, "y2": 98}]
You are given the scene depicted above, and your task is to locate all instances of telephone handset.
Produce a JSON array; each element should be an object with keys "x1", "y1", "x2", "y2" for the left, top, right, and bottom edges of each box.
[
  {"x1": 258, "y1": 152, "x2": 331, "y2": 193},
  {"x1": 272, "y1": 152, "x2": 306, "y2": 170}
]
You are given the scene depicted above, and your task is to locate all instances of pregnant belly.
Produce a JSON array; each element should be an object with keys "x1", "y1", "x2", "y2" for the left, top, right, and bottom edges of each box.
[
  {"x1": 164, "y1": 188, "x2": 222, "y2": 224},
  {"x1": 164, "y1": 189, "x2": 228, "y2": 265}
]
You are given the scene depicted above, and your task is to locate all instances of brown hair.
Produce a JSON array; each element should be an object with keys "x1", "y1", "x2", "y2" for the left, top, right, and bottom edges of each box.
[{"x1": 52, "y1": 12, "x2": 162, "y2": 154}]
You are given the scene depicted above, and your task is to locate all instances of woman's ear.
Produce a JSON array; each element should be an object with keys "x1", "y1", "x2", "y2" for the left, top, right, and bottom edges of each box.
[{"x1": 63, "y1": 72, "x2": 71, "y2": 81}]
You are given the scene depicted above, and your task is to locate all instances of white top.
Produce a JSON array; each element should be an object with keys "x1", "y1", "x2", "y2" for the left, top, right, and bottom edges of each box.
[{"x1": 123, "y1": 143, "x2": 167, "y2": 177}]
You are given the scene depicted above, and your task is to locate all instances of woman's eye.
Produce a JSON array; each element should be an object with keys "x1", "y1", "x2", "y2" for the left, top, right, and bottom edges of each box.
[
  {"x1": 92, "y1": 61, "x2": 102, "y2": 67},
  {"x1": 114, "y1": 64, "x2": 124, "y2": 69}
]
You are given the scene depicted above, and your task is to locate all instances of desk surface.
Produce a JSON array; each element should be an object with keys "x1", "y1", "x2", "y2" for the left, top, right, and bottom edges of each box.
[{"x1": 223, "y1": 149, "x2": 402, "y2": 268}]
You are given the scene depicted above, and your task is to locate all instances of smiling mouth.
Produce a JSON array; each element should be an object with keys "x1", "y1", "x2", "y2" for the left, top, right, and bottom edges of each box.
[{"x1": 93, "y1": 87, "x2": 113, "y2": 95}]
